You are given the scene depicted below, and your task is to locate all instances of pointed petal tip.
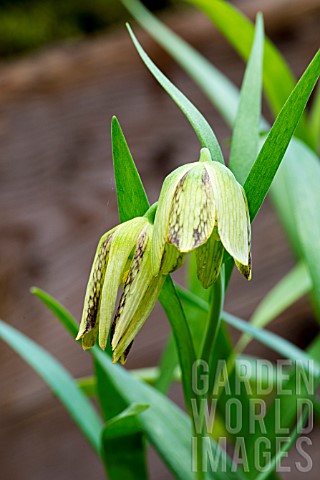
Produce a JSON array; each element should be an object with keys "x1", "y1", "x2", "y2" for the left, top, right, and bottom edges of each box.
[
  {"x1": 99, "y1": 339, "x2": 107, "y2": 351},
  {"x1": 81, "y1": 341, "x2": 93, "y2": 351},
  {"x1": 235, "y1": 259, "x2": 252, "y2": 281},
  {"x1": 120, "y1": 355, "x2": 127, "y2": 365}
]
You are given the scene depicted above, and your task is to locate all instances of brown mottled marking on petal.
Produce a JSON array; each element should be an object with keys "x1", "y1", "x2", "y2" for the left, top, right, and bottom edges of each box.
[
  {"x1": 168, "y1": 173, "x2": 188, "y2": 248},
  {"x1": 112, "y1": 230, "x2": 148, "y2": 329},
  {"x1": 120, "y1": 340, "x2": 134, "y2": 365},
  {"x1": 192, "y1": 169, "x2": 211, "y2": 249},
  {"x1": 84, "y1": 234, "x2": 112, "y2": 334}
]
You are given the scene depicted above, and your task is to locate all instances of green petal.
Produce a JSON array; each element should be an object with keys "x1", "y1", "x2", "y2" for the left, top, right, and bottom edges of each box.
[
  {"x1": 111, "y1": 223, "x2": 155, "y2": 349},
  {"x1": 98, "y1": 217, "x2": 148, "y2": 350},
  {"x1": 168, "y1": 163, "x2": 215, "y2": 252},
  {"x1": 235, "y1": 186, "x2": 252, "y2": 279},
  {"x1": 151, "y1": 163, "x2": 194, "y2": 276},
  {"x1": 160, "y1": 243, "x2": 186, "y2": 275},
  {"x1": 76, "y1": 228, "x2": 116, "y2": 346},
  {"x1": 196, "y1": 230, "x2": 224, "y2": 288},
  {"x1": 206, "y1": 162, "x2": 250, "y2": 267},
  {"x1": 112, "y1": 274, "x2": 166, "y2": 363}
]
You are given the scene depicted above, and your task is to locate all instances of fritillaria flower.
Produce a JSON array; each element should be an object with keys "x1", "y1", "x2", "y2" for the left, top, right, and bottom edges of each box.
[
  {"x1": 76, "y1": 206, "x2": 182, "y2": 363},
  {"x1": 151, "y1": 148, "x2": 251, "y2": 288}
]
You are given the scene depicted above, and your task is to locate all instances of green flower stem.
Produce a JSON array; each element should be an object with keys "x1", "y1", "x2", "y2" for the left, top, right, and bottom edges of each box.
[
  {"x1": 200, "y1": 268, "x2": 225, "y2": 369},
  {"x1": 195, "y1": 436, "x2": 205, "y2": 480},
  {"x1": 190, "y1": 269, "x2": 225, "y2": 479}
]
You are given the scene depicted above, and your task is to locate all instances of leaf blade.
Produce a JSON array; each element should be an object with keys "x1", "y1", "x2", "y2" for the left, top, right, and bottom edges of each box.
[
  {"x1": 126, "y1": 24, "x2": 224, "y2": 164},
  {"x1": 0, "y1": 320, "x2": 103, "y2": 454},
  {"x1": 112, "y1": 116, "x2": 149, "y2": 222},
  {"x1": 229, "y1": 13, "x2": 264, "y2": 184},
  {"x1": 244, "y1": 50, "x2": 320, "y2": 221}
]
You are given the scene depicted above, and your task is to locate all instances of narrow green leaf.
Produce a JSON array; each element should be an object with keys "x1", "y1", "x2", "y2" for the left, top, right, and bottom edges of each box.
[
  {"x1": 126, "y1": 24, "x2": 224, "y2": 164},
  {"x1": 104, "y1": 403, "x2": 149, "y2": 437},
  {"x1": 121, "y1": 0, "x2": 239, "y2": 127},
  {"x1": 187, "y1": 0, "x2": 311, "y2": 144},
  {"x1": 229, "y1": 13, "x2": 264, "y2": 184},
  {"x1": 111, "y1": 116, "x2": 149, "y2": 222},
  {"x1": 309, "y1": 82, "x2": 320, "y2": 152},
  {"x1": 176, "y1": 286, "x2": 320, "y2": 376},
  {"x1": 222, "y1": 312, "x2": 320, "y2": 378},
  {"x1": 244, "y1": 50, "x2": 320, "y2": 221},
  {"x1": 101, "y1": 404, "x2": 149, "y2": 480},
  {"x1": 0, "y1": 320, "x2": 103, "y2": 454},
  {"x1": 283, "y1": 138, "x2": 320, "y2": 310},
  {"x1": 31, "y1": 287, "x2": 78, "y2": 337}
]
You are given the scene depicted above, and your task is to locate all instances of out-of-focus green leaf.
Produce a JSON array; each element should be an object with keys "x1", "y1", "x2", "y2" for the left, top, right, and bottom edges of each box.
[
  {"x1": 77, "y1": 375, "x2": 97, "y2": 397},
  {"x1": 229, "y1": 13, "x2": 264, "y2": 184},
  {"x1": 176, "y1": 286, "x2": 320, "y2": 375},
  {"x1": 245, "y1": 334, "x2": 320, "y2": 478},
  {"x1": 236, "y1": 262, "x2": 312, "y2": 353},
  {"x1": 222, "y1": 312, "x2": 320, "y2": 377},
  {"x1": 121, "y1": 0, "x2": 239, "y2": 127},
  {"x1": 187, "y1": 0, "x2": 311, "y2": 144},
  {"x1": 101, "y1": 404, "x2": 149, "y2": 480},
  {"x1": 127, "y1": 24, "x2": 224, "y2": 164},
  {"x1": 283, "y1": 138, "x2": 320, "y2": 310},
  {"x1": 0, "y1": 320, "x2": 103, "y2": 454},
  {"x1": 255, "y1": 405, "x2": 310, "y2": 480},
  {"x1": 111, "y1": 116, "x2": 149, "y2": 222},
  {"x1": 244, "y1": 50, "x2": 320, "y2": 221}
]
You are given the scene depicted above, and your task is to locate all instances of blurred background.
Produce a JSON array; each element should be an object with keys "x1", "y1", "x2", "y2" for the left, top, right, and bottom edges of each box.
[{"x1": 0, "y1": 0, "x2": 319, "y2": 478}]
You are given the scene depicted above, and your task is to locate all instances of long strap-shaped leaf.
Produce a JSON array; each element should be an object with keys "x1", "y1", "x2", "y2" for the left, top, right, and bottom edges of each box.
[
  {"x1": 229, "y1": 13, "x2": 264, "y2": 184},
  {"x1": 282, "y1": 138, "x2": 320, "y2": 309},
  {"x1": 176, "y1": 286, "x2": 320, "y2": 377},
  {"x1": 126, "y1": 24, "x2": 224, "y2": 164},
  {"x1": 244, "y1": 49, "x2": 320, "y2": 221},
  {"x1": 121, "y1": 0, "x2": 239, "y2": 127},
  {"x1": 0, "y1": 319, "x2": 103, "y2": 454},
  {"x1": 187, "y1": 0, "x2": 312, "y2": 145}
]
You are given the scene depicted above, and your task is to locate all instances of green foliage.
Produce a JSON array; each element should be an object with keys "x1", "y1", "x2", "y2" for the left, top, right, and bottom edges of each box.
[
  {"x1": 127, "y1": 25, "x2": 224, "y2": 164},
  {"x1": 229, "y1": 13, "x2": 264, "y2": 184},
  {"x1": 1, "y1": 2, "x2": 320, "y2": 479},
  {"x1": 0, "y1": 320, "x2": 103, "y2": 454}
]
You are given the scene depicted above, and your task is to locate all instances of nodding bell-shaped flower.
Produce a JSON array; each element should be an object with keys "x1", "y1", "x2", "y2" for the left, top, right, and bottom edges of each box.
[
  {"x1": 76, "y1": 204, "x2": 180, "y2": 364},
  {"x1": 151, "y1": 148, "x2": 251, "y2": 287}
]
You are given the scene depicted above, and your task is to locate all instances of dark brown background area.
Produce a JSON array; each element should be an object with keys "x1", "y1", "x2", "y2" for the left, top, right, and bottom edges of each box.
[{"x1": 0, "y1": 0, "x2": 319, "y2": 478}]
